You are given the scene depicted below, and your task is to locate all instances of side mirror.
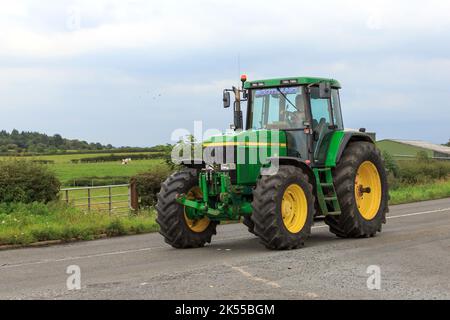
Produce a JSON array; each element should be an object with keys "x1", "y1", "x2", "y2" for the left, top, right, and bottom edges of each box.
[
  {"x1": 319, "y1": 82, "x2": 332, "y2": 99},
  {"x1": 223, "y1": 91, "x2": 231, "y2": 108}
]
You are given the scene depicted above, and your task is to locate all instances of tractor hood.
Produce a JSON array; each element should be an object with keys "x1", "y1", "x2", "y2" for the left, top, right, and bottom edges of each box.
[
  {"x1": 202, "y1": 130, "x2": 288, "y2": 185},
  {"x1": 202, "y1": 129, "x2": 287, "y2": 149}
]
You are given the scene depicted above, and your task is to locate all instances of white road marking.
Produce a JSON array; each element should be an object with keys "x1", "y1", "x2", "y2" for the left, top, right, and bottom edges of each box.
[
  {"x1": 386, "y1": 207, "x2": 450, "y2": 219},
  {"x1": 1, "y1": 206, "x2": 449, "y2": 270},
  {"x1": 310, "y1": 207, "x2": 450, "y2": 230},
  {"x1": 0, "y1": 246, "x2": 163, "y2": 269},
  {"x1": 227, "y1": 264, "x2": 281, "y2": 288}
]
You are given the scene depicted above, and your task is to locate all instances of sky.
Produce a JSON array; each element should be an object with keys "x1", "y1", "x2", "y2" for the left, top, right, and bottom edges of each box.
[{"x1": 0, "y1": 0, "x2": 449, "y2": 147}]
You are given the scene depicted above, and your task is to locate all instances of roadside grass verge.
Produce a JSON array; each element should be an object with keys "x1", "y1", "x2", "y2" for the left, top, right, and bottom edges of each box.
[
  {"x1": 389, "y1": 180, "x2": 450, "y2": 205},
  {"x1": 0, "y1": 202, "x2": 158, "y2": 246}
]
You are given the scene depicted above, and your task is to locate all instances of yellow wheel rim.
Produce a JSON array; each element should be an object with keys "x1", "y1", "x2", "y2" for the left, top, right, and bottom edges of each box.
[
  {"x1": 355, "y1": 161, "x2": 382, "y2": 220},
  {"x1": 183, "y1": 186, "x2": 210, "y2": 233},
  {"x1": 281, "y1": 184, "x2": 308, "y2": 233}
]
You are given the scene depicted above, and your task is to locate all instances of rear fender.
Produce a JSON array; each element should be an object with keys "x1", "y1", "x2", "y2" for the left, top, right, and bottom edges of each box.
[{"x1": 332, "y1": 132, "x2": 374, "y2": 166}]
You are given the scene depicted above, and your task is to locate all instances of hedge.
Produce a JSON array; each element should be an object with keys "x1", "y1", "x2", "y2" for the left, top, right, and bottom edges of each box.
[
  {"x1": 131, "y1": 166, "x2": 172, "y2": 208},
  {"x1": 0, "y1": 159, "x2": 60, "y2": 203}
]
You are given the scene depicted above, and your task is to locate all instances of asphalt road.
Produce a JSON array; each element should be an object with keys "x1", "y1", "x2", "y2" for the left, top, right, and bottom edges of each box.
[{"x1": 0, "y1": 198, "x2": 449, "y2": 300}]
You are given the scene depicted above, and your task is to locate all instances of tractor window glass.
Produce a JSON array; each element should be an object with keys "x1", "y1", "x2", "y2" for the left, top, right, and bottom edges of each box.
[
  {"x1": 251, "y1": 96, "x2": 264, "y2": 129},
  {"x1": 250, "y1": 86, "x2": 306, "y2": 130},
  {"x1": 331, "y1": 89, "x2": 344, "y2": 129},
  {"x1": 310, "y1": 90, "x2": 331, "y2": 129}
]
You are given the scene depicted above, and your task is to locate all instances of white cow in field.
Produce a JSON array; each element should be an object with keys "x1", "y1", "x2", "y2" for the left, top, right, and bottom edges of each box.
[{"x1": 121, "y1": 158, "x2": 132, "y2": 165}]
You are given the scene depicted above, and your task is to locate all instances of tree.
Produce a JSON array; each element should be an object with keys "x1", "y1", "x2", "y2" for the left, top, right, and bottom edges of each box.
[
  {"x1": 382, "y1": 151, "x2": 399, "y2": 177},
  {"x1": 53, "y1": 134, "x2": 64, "y2": 147}
]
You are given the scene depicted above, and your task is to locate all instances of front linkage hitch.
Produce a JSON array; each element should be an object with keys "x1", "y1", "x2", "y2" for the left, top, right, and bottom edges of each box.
[{"x1": 176, "y1": 170, "x2": 252, "y2": 221}]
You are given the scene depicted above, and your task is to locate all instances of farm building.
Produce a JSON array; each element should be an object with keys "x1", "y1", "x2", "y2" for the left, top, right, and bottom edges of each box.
[{"x1": 377, "y1": 139, "x2": 450, "y2": 160}]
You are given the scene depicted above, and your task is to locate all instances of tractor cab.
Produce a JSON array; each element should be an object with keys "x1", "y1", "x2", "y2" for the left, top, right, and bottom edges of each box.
[{"x1": 241, "y1": 77, "x2": 344, "y2": 166}]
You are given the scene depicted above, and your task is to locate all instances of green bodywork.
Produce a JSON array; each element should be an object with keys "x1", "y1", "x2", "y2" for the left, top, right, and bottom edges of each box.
[
  {"x1": 176, "y1": 76, "x2": 369, "y2": 222},
  {"x1": 324, "y1": 130, "x2": 345, "y2": 167},
  {"x1": 202, "y1": 129, "x2": 288, "y2": 185}
]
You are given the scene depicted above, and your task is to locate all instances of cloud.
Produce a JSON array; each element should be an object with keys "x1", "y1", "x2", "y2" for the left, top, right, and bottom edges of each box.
[
  {"x1": 1, "y1": 0, "x2": 450, "y2": 58},
  {"x1": 0, "y1": 0, "x2": 449, "y2": 145}
]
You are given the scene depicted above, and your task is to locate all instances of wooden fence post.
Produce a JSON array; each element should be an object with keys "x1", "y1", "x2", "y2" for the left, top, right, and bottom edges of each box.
[
  {"x1": 108, "y1": 186, "x2": 112, "y2": 214},
  {"x1": 130, "y1": 179, "x2": 139, "y2": 213}
]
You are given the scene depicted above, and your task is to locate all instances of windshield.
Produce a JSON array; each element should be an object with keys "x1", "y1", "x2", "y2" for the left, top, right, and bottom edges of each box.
[{"x1": 249, "y1": 86, "x2": 306, "y2": 130}]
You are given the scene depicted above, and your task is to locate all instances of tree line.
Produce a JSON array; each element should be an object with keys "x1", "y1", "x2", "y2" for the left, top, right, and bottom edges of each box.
[
  {"x1": 0, "y1": 129, "x2": 113, "y2": 153},
  {"x1": 0, "y1": 129, "x2": 173, "y2": 155}
]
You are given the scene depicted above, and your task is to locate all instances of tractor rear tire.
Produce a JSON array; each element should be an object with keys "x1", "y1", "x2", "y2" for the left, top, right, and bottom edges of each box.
[
  {"x1": 325, "y1": 141, "x2": 388, "y2": 238},
  {"x1": 251, "y1": 165, "x2": 315, "y2": 250},
  {"x1": 156, "y1": 169, "x2": 218, "y2": 248}
]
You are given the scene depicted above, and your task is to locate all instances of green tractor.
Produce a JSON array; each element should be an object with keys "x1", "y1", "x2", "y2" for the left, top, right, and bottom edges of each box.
[{"x1": 156, "y1": 75, "x2": 388, "y2": 250}]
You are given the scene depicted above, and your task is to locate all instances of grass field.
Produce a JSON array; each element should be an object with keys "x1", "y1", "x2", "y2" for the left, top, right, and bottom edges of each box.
[
  {"x1": 1, "y1": 152, "x2": 167, "y2": 186},
  {"x1": 0, "y1": 152, "x2": 157, "y2": 164},
  {"x1": 51, "y1": 159, "x2": 166, "y2": 185}
]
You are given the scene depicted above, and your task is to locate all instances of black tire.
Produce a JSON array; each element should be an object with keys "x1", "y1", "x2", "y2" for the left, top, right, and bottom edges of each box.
[
  {"x1": 251, "y1": 165, "x2": 315, "y2": 250},
  {"x1": 156, "y1": 169, "x2": 218, "y2": 248},
  {"x1": 242, "y1": 216, "x2": 255, "y2": 235},
  {"x1": 325, "y1": 141, "x2": 389, "y2": 238}
]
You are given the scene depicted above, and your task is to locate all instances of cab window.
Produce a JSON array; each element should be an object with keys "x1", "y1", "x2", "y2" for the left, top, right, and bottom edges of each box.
[
  {"x1": 331, "y1": 89, "x2": 344, "y2": 129},
  {"x1": 310, "y1": 87, "x2": 332, "y2": 129}
]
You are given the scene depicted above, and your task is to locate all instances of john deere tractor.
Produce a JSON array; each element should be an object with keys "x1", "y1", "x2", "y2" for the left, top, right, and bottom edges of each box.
[{"x1": 156, "y1": 75, "x2": 388, "y2": 250}]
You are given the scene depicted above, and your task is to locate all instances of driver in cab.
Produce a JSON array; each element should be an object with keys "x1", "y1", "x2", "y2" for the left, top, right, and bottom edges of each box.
[
  {"x1": 280, "y1": 94, "x2": 306, "y2": 128},
  {"x1": 292, "y1": 94, "x2": 306, "y2": 127}
]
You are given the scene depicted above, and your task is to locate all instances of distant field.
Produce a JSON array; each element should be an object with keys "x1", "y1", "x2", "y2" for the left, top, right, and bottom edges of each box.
[
  {"x1": 0, "y1": 152, "x2": 157, "y2": 164},
  {"x1": 1, "y1": 152, "x2": 167, "y2": 186},
  {"x1": 52, "y1": 159, "x2": 166, "y2": 185}
]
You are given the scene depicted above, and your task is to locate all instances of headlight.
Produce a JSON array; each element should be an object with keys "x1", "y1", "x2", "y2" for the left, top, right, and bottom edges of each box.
[{"x1": 220, "y1": 163, "x2": 236, "y2": 171}]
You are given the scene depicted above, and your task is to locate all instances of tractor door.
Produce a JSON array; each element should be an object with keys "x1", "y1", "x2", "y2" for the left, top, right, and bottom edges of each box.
[{"x1": 309, "y1": 87, "x2": 343, "y2": 165}]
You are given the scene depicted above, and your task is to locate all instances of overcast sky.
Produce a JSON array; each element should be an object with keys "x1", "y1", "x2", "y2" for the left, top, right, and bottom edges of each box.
[{"x1": 0, "y1": 0, "x2": 449, "y2": 146}]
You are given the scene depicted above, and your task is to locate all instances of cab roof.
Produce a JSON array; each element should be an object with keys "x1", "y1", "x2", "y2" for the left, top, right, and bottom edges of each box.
[{"x1": 243, "y1": 76, "x2": 341, "y2": 89}]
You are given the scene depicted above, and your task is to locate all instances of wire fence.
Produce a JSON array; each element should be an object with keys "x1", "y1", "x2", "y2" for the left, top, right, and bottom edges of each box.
[{"x1": 60, "y1": 183, "x2": 138, "y2": 215}]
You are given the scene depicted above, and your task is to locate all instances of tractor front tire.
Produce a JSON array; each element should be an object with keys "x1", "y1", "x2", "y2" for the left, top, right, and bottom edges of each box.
[
  {"x1": 251, "y1": 165, "x2": 315, "y2": 250},
  {"x1": 156, "y1": 169, "x2": 218, "y2": 248},
  {"x1": 325, "y1": 141, "x2": 389, "y2": 238}
]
